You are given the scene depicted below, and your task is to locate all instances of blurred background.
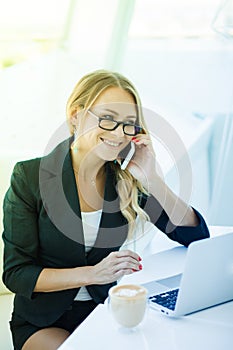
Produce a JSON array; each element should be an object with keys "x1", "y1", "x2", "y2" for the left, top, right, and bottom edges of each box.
[{"x1": 0, "y1": 0, "x2": 233, "y2": 226}]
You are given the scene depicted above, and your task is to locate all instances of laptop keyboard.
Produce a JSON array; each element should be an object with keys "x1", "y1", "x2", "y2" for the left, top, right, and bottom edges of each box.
[{"x1": 149, "y1": 288, "x2": 179, "y2": 311}]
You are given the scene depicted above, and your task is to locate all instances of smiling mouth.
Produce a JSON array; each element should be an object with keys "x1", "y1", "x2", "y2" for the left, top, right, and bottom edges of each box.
[{"x1": 101, "y1": 138, "x2": 123, "y2": 147}]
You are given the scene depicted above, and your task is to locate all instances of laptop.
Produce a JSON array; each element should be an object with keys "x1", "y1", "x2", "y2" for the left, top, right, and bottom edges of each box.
[{"x1": 142, "y1": 232, "x2": 233, "y2": 317}]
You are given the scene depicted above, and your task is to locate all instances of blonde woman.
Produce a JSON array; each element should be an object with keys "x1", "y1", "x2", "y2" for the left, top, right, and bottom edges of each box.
[{"x1": 2, "y1": 70, "x2": 209, "y2": 350}]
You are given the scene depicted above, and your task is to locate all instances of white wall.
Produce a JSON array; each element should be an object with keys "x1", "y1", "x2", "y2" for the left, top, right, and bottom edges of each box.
[{"x1": 121, "y1": 38, "x2": 233, "y2": 115}]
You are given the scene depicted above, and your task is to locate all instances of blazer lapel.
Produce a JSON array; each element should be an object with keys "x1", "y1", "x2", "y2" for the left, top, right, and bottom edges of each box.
[{"x1": 39, "y1": 138, "x2": 85, "y2": 248}]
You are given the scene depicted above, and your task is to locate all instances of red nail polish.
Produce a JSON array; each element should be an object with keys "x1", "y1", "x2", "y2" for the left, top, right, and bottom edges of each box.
[
  {"x1": 139, "y1": 264, "x2": 142, "y2": 270},
  {"x1": 138, "y1": 256, "x2": 142, "y2": 261},
  {"x1": 132, "y1": 269, "x2": 137, "y2": 272}
]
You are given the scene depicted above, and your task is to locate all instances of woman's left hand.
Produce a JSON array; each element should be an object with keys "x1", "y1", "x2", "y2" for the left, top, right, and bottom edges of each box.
[{"x1": 124, "y1": 134, "x2": 157, "y2": 190}]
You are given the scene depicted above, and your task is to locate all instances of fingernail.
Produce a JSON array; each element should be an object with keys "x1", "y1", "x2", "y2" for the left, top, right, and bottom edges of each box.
[
  {"x1": 139, "y1": 264, "x2": 143, "y2": 270},
  {"x1": 138, "y1": 256, "x2": 142, "y2": 261},
  {"x1": 132, "y1": 269, "x2": 137, "y2": 272},
  {"x1": 132, "y1": 137, "x2": 136, "y2": 141}
]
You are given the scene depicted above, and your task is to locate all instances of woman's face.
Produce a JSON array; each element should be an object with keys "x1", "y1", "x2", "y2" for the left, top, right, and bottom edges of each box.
[{"x1": 74, "y1": 86, "x2": 138, "y2": 162}]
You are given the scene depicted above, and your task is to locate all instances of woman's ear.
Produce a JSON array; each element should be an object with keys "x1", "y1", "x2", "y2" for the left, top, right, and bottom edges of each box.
[
  {"x1": 70, "y1": 106, "x2": 82, "y2": 125},
  {"x1": 70, "y1": 112, "x2": 78, "y2": 126},
  {"x1": 70, "y1": 105, "x2": 85, "y2": 132}
]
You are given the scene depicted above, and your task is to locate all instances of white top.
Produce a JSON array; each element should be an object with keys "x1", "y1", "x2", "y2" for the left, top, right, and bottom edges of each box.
[{"x1": 74, "y1": 210, "x2": 102, "y2": 301}]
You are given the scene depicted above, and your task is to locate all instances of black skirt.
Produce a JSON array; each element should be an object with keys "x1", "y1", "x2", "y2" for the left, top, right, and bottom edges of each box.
[{"x1": 10, "y1": 300, "x2": 98, "y2": 350}]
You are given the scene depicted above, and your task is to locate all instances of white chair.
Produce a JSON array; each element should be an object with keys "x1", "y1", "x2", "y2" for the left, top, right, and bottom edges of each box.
[
  {"x1": 0, "y1": 157, "x2": 19, "y2": 349},
  {"x1": 0, "y1": 228, "x2": 14, "y2": 350},
  {"x1": 0, "y1": 263, "x2": 14, "y2": 350}
]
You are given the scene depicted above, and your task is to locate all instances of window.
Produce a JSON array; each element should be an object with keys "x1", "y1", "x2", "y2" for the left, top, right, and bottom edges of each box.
[{"x1": 0, "y1": 0, "x2": 70, "y2": 69}]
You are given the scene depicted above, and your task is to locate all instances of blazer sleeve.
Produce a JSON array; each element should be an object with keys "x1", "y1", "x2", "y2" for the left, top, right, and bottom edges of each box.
[
  {"x1": 2, "y1": 162, "x2": 43, "y2": 299},
  {"x1": 140, "y1": 193, "x2": 210, "y2": 247}
]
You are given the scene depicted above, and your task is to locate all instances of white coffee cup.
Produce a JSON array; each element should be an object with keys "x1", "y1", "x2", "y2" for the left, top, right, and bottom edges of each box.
[{"x1": 108, "y1": 284, "x2": 148, "y2": 329}]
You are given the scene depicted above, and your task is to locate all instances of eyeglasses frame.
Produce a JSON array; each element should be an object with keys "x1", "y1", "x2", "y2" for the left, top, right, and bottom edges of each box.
[{"x1": 88, "y1": 109, "x2": 143, "y2": 136}]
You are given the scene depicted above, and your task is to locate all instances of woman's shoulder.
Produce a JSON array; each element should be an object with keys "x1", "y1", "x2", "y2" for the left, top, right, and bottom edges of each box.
[
  {"x1": 13, "y1": 157, "x2": 41, "y2": 176},
  {"x1": 10, "y1": 158, "x2": 42, "y2": 199}
]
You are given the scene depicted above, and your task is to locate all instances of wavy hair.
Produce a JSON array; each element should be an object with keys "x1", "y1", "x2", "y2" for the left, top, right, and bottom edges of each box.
[{"x1": 66, "y1": 69, "x2": 150, "y2": 239}]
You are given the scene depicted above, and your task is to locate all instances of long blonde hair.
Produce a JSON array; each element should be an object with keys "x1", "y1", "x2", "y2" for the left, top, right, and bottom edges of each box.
[{"x1": 66, "y1": 69, "x2": 150, "y2": 239}]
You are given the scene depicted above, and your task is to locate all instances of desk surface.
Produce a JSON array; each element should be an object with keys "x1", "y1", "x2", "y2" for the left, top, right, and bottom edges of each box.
[{"x1": 58, "y1": 226, "x2": 233, "y2": 350}]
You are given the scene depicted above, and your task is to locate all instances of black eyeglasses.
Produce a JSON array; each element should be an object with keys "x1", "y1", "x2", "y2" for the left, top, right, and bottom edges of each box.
[{"x1": 88, "y1": 110, "x2": 143, "y2": 136}]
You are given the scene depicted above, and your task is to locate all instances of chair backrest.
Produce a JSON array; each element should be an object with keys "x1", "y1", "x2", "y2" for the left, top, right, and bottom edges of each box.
[{"x1": 0, "y1": 156, "x2": 22, "y2": 295}]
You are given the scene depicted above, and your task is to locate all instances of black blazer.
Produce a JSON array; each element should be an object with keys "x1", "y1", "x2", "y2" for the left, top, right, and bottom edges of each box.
[{"x1": 2, "y1": 137, "x2": 209, "y2": 327}]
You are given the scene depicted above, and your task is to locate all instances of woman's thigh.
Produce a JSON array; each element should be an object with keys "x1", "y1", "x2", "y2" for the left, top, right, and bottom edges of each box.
[
  {"x1": 22, "y1": 327, "x2": 70, "y2": 350},
  {"x1": 10, "y1": 300, "x2": 98, "y2": 349}
]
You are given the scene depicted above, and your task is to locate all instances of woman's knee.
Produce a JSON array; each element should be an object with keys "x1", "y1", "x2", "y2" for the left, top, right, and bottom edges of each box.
[{"x1": 22, "y1": 327, "x2": 70, "y2": 350}]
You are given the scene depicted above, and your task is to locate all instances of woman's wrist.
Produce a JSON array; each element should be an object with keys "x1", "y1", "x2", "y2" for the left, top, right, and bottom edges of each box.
[{"x1": 76, "y1": 265, "x2": 96, "y2": 287}]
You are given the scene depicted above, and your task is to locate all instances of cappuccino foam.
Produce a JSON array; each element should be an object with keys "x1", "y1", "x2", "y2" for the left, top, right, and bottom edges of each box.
[{"x1": 113, "y1": 287, "x2": 145, "y2": 297}]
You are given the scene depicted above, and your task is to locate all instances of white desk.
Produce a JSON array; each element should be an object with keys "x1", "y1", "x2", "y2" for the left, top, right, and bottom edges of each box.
[{"x1": 58, "y1": 226, "x2": 233, "y2": 350}]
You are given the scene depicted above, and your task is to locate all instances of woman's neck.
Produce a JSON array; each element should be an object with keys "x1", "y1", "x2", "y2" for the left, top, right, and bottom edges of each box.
[
  {"x1": 71, "y1": 148, "x2": 106, "y2": 212},
  {"x1": 71, "y1": 148, "x2": 105, "y2": 183}
]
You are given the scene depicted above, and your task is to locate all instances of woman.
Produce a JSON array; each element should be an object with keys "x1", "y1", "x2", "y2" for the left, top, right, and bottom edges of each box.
[{"x1": 2, "y1": 69, "x2": 209, "y2": 350}]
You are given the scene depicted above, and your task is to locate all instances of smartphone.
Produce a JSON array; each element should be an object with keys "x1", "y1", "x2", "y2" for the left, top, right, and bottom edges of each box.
[{"x1": 120, "y1": 142, "x2": 135, "y2": 170}]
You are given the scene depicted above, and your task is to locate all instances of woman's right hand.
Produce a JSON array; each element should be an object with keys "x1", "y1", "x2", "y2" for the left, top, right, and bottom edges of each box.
[{"x1": 90, "y1": 250, "x2": 142, "y2": 285}]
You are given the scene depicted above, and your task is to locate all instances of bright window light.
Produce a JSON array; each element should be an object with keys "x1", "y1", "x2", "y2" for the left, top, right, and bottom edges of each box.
[{"x1": 0, "y1": 0, "x2": 70, "y2": 69}]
